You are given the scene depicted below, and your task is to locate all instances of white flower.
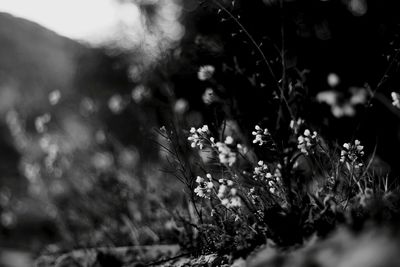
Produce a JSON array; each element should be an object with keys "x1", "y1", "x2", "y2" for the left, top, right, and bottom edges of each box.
[
  {"x1": 202, "y1": 88, "x2": 218, "y2": 105},
  {"x1": 35, "y1": 113, "x2": 51, "y2": 133},
  {"x1": 237, "y1": 144, "x2": 248, "y2": 154},
  {"x1": 392, "y1": 92, "x2": 400, "y2": 108},
  {"x1": 108, "y1": 94, "x2": 125, "y2": 114},
  {"x1": 230, "y1": 188, "x2": 237, "y2": 196},
  {"x1": 48, "y1": 90, "x2": 61, "y2": 105},
  {"x1": 218, "y1": 184, "x2": 227, "y2": 198},
  {"x1": 327, "y1": 73, "x2": 340, "y2": 87},
  {"x1": 194, "y1": 186, "x2": 206, "y2": 198},
  {"x1": 224, "y1": 136, "x2": 234, "y2": 145},
  {"x1": 131, "y1": 85, "x2": 151, "y2": 103},
  {"x1": 198, "y1": 65, "x2": 215, "y2": 81},
  {"x1": 229, "y1": 196, "x2": 241, "y2": 208},
  {"x1": 289, "y1": 118, "x2": 304, "y2": 134},
  {"x1": 201, "y1": 125, "x2": 209, "y2": 133},
  {"x1": 196, "y1": 176, "x2": 204, "y2": 183},
  {"x1": 206, "y1": 182, "x2": 214, "y2": 189},
  {"x1": 174, "y1": 99, "x2": 189, "y2": 114}
]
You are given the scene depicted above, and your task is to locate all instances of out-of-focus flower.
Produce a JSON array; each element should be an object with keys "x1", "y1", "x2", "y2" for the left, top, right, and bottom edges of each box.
[
  {"x1": 347, "y1": 0, "x2": 368, "y2": 16},
  {"x1": 317, "y1": 90, "x2": 338, "y2": 106},
  {"x1": 118, "y1": 148, "x2": 140, "y2": 169},
  {"x1": 216, "y1": 142, "x2": 237, "y2": 166},
  {"x1": 350, "y1": 87, "x2": 368, "y2": 105},
  {"x1": 236, "y1": 144, "x2": 248, "y2": 154},
  {"x1": 202, "y1": 88, "x2": 219, "y2": 105},
  {"x1": 224, "y1": 136, "x2": 234, "y2": 145},
  {"x1": 317, "y1": 90, "x2": 358, "y2": 118},
  {"x1": 92, "y1": 152, "x2": 114, "y2": 170},
  {"x1": 174, "y1": 98, "x2": 189, "y2": 114},
  {"x1": 48, "y1": 90, "x2": 61, "y2": 105},
  {"x1": 80, "y1": 97, "x2": 97, "y2": 116},
  {"x1": 108, "y1": 94, "x2": 125, "y2": 114},
  {"x1": 332, "y1": 103, "x2": 355, "y2": 118},
  {"x1": 132, "y1": 85, "x2": 151, "y2": 103},
  {"x1": 198, "y1": 65, "x2": 215, "y2": 81},
  {"x1": 391, "y1": 92, "x2": 400, "y2": 109},
  {"x1": 95, "y1": 130, "x2": 106, "y2": 144},
  {"x1": 327, "y1": 73, "x2": 340, "y2": 87},
  {"x1": 289, "y1": 118, "x2": 304, "y2": 134},
  {"x1": 35, "y1": 113, "x2": 51, "y2": 133}
]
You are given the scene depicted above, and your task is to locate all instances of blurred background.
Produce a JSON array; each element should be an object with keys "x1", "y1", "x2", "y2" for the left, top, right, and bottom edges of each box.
[{"x1": 0, "y1": 0, "x2": 400, "y2": 265}]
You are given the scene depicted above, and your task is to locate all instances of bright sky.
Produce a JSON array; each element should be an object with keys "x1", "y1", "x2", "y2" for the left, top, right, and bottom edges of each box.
[{"x1": 0, "y1": 0, "x2": 141, "y2": 43}]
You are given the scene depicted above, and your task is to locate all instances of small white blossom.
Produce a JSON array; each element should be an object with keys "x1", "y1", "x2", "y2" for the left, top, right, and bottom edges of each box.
[
  {"x1": 202, "y1": 88, "x2": 218, "y2": 105},
  {"x1": 198, "y1": 65, "x2": 215, "y2": 81},
  {"x1": 196, "y1": 176, "x2": 204, "y2": 183},
  {"x1": 218, "y1": 184, "x2": 227, "y2": 198},
  {"x1": 221, "y1": 198, "x2": 229, "y2": 206},
  {"x1": 48, "y1": 90, "x2": 61, "y2": 105},
  {"x1": 206, "y1": 182, "x2": 214, "y2": 189},
  {"x1": 35, "y1": 113, "x2": 51, "y2": 133},
  {"x1": 230, "y1": 188, "x2": 237, "y2": 196},
  {"x1": 224, "y1": 136, "x2": 234, "y2": 145},
  {"x1": 289, "y1": 118, "x2": 304, "y2": 134},
  {"x1": 237, "y1": 144, "x2": 248, "y2": 154},
  {"x1": 108, "y1": 94, "x2": 125, "y2": 114},
  {"x1": 392, "y1": 92, "x2": 400, "y2": 109},
  {"x1": 174, "y1": 99, "x2": 189, "y2": 114}
]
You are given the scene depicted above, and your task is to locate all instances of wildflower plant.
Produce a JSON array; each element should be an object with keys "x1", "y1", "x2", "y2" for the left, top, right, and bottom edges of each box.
[{"x1": 148, "y1": 0, "x2": 400, "y2": 262}]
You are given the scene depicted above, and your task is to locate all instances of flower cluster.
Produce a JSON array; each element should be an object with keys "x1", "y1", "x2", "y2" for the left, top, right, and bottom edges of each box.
[
  {"x1": 340, "y1": 140, "x2": 364, "y2": 169},
  {"x1": 252, "y1": 125, "x2": 271, "y2": 146},
  {"x1": 194, "y1": 174, "x2": 214, "y2": 198},
  {"x1": 253, "y1": 161, "x2": 281, "y2": 194},
  {"x1": 297, "y1": 129, "x2": 318, "y2": 155},
  {"x1": 391, "y1": 92, "x2": 400, "y2": 109},
  {"x1": 198, "y1": 65, "x2": 215, "y2": 81},
  {"x1": 217, "y1": 178, "x2": 241, "y2": 208},
  {"x1": 188, "y1": 125, "x2": 210, "y2": 149},
  {"x1": 215, "y1": 140, "x2": 237, "y2": 166}
]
